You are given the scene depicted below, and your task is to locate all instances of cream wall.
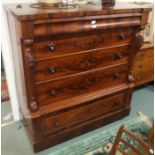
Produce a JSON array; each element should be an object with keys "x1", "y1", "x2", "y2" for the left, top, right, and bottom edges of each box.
[
  {"x1": 1, "y1": 0, "x2": 37, "y2": 121},
  {"x1": 1, "y1": 0, "x2": 154, "y2": 121}
]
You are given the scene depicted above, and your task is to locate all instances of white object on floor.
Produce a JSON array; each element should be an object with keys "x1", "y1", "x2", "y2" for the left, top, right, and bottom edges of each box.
[
  {"x1": 138, "y1": 111, "x2": 153, "y2": 128},
  {"x1": 3, "y1": 113, "x2": 13, "y2": 121},
  {"x1": 1, "y1": 121, "x2": 15, "y2": 127}
]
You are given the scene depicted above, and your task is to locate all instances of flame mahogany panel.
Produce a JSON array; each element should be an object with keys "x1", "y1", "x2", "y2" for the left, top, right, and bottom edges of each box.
[
  {"x1": 34, "y1": 17, "x2": 140, "y2": 36},
  {"x1": 36, "y1": 64, "x2": 128, "y2": 106},
  {"x1": 33, "y1": 29, "x2": 132, "y2": 59},
  {"x1": 43, "y1": 92, "x2": 125, "y2": 135},
  {"x1": 34, "y1": 46, "x2": 129, "y2": 83}
]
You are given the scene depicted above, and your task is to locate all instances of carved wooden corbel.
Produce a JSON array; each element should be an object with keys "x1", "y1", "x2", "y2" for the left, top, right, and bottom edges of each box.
[
  {"x1": 134, "y1": 35, "x2": 144, "y2": 51},
  {"x1": 24, "y1": 39, "x2": 35, "y2": 66},
  {"x1": 128, "y1": 73, "x2": 134, "y2": 83},
  {"x1": 28, "y1": 53, "x2": 35, "y2": 66},
  {"x1": 128, "y1": 34, "x2": 144, "y2": 84},
  {"x1": 30, "y1": 97, "x2": 38, "y2": 112},
  {"x1": 23, "y1": 39, "x2": 38, "y2": 113}
]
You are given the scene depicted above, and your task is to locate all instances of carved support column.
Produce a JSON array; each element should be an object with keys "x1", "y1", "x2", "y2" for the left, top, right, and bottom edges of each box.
[{"x1": 22, "y1": 39, "x2": 38, "y2": 112}]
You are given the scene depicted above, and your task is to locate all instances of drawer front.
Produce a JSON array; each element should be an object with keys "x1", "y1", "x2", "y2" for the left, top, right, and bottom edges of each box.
[
  {"x1": 33, "y1": 29, "x2": 132, "y2": 59},
  {"x1": 42, "y1": 92, "x2": 125, "y2": 135},
  {"x1": 34, "y1": 46, "x2": 129, "y2": 83},
  {"x1": 34, "y1": 16, "x2": 140, "y2": 37},
  {"x1": 135, "y1": 48, "x2": 154, "y2": 61},
  {"x1": 133, "y1": 58, "x2": 154, "y2": 86},
  {"x1": 36, "y1": 64, "x2": 128, "y2": 106}
]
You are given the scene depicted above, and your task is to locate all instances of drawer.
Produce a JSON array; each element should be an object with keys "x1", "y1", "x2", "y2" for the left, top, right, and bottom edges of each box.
[
  {"x1": 42, "y1": 92, "x2": 126, "y2": 135},
  {"x1": 34, "y1": 46, "x2": 129, "y2": 83},
  {"x1": 33, "y1": 16, "x2": 140, "y2": 37},
  {"x1": 36, "y1": 64, "x2": 128, "y2": 106},
  {"x1": 133, "y1": 58, "x2": 154, "y2": 86},
  {"x1": 33, "y1": 29, "x2": 132, "y2": 59},
  {"x1": 135, "y1": 47, "x2": 154, "y2": 61}
]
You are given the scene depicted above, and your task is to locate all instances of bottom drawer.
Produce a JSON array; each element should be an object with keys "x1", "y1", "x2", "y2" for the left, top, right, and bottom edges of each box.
[{"x1": 42, "y1": 91, "x2": 127, "y2": 135}]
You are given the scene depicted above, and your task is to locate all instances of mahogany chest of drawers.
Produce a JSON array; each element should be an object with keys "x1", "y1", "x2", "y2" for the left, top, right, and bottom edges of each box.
[{"x1": 5, "y1": 2, "x2": 151, "y2": 152}]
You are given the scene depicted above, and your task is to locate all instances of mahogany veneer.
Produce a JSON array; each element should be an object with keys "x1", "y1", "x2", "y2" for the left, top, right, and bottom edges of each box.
[{"x1": 5, "y1": 2, "x2": 151, "y2": 152}]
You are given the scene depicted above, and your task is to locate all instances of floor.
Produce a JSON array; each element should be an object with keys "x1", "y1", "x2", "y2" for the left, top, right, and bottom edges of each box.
[
  {"x1": 1, "y1": 70, "x2": 12, "y2": 124},
  {"x1": 1, "y1": 101, "x2": 13, "y2": 124},
  {"x1": 1, "y1": 84, "x2": 154, "y2": 155}
]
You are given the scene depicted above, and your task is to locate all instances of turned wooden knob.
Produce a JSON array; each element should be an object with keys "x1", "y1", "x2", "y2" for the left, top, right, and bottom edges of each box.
[
  {"x1": 113, "y1": 73, "x2": 120, "y2": 79},
  {"x1": 49, "y1": 89, "x2": 56, "y2": 96},
  {"x1": 47, "y1": 43, "x2": 55, "y2": 51},
  {"x1": 47, "y1": 67, "x2": 55, "y2": 74},
  {"x1": 114, "y1": 101, "x2": 121, "y2": 106},
  {"x1": 139, "y1": 65, "x2": 143, "y2": 69},
  {"x1": 140, "y1": 53, "x2": 144, "y2": 57},
  {"x1": 54, "y1": 121, "x2": 60, "y2": 128},
  {"x1": 115, "y1": 53, "x2": 123, "y2": 59},
  {"x1": 119, "y1": 33, "x2": 127, "y2": 40}
]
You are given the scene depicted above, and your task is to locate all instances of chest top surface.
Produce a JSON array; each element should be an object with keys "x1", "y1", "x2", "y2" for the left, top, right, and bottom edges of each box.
[{"x1": 5, "y1": 2, "x2": 151, "y2": 21}]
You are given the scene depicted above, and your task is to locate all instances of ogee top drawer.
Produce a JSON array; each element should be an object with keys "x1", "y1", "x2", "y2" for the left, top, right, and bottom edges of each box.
[
  {"x1": 33, "y1": 29, "x2": 132, "y2": 59},
  {"x1": 34, "y1": 45, "x2": 129, "y2": 83},
  {"x1": 36, "y1": 64, "x2": 128, "y2": 106},
  {"x1": 33, "y1": 16, "x2": 140, "y2": 37}
]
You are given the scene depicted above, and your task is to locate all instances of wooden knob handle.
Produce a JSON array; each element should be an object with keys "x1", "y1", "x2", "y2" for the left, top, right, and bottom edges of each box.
[
  {"x1": 113, "y1": 73, "x2": 120, "y2": 79},
  {"x1": 139, "y1": 65, "x2": 143, "y2": 69},
  {"x1": 54, "y1": 121, "x2": 60, "y2": 128},
  {"x1": 114, "y1": 101, "x2": 121, "y2": 106},
  {"x1": 115, "y1": 53, "x2": 123, "y2": 59},
  {"x1": 119, "y1": 33, "x2": 127, "y2": 40},
  {"x1": 47, "y1": 43, "x2": 55, "y2": 51},
  {"x1": 49, "y1": 89, "x2": 56, "y2": 96},
  {"x1": 140, "y1": 53, "x2": 144, "y2": 57},
  {"x1": 47, "y1": 67, "x2": 55, "y2": 74}
]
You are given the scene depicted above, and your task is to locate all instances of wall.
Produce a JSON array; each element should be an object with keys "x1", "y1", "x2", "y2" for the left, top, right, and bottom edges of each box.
[
  {"x1": 1, "y1": 0, "x2": 154, "y2": 121},
  {"x1": 1, "y1": 0, "x2": 37, "y2": 121}
]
